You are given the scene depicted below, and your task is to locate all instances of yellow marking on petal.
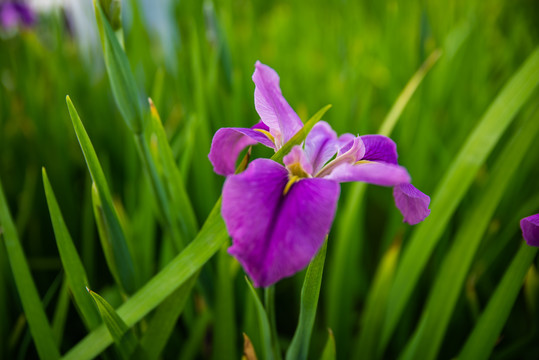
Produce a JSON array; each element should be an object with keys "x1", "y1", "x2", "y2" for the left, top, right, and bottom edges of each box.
[
  {"x1": 254, "y1": 128, "x2": 275, "y2": 144},
  {"x1": 354, "y1": 160, "x2": 374, "y2": 165},
  {"x1": 283, "y1": 175, "x2": 300, "y2": 195}
]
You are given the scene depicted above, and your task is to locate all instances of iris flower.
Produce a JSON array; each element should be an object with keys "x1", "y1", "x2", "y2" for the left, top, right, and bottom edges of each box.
[
  {"x1": 0, "y1": 1, "x2": 35, "y2": 30},
  {"x1": 521, "y1": 214, "x2": 539, "y2": 247},
  {"x1": 209, "y1": 61, "x2": 430, "y2": 287}
]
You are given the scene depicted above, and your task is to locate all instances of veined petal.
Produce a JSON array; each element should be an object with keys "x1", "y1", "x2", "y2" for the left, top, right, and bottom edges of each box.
[
  {"x1": 324, "y1": 161, "x2": 410, "y2": 186},
  {"x1": 283, "y1": 145, "x2": 313, "y2": 177},
  {"x1": 209, "y1": 123, "x2": 275, "y2": 175},
  {"x1": 393, "y1": 184, "x2": 431, "y2": 225},
  {"x1": 360, "y1": 135, "x2": 398, "y2": 164},
  {"x1": 222, "y1": 159, "x2": 340, "y2": 287},
  {"x1": 253, "y1": 61, "x2": 303, "y2": 147},
  {"x1": 304, "y1": 121, "x2": 339, "y2": 174},
  {"x1": 316, "y1": 137, "x2": 366, "y2": 177},
  {"x1": 521, "y1": 214, "x2": 539, "y2": 247}
]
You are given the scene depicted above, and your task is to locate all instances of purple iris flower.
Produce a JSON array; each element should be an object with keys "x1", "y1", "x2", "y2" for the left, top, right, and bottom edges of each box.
[
  {"x1": 0, "y1": 1, "x2": 35, "y2": 30},
  {"x1": 521, "y1": 214, "x2": 539, "y2": 247},
  {"x1": 209, "y1": 61, "x2": 431, "y2": 287}
]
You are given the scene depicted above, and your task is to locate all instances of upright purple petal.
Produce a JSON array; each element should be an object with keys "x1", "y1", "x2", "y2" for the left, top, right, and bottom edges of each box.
[
  {"x1": 253, "y1": 61, "x2": 303, "y2": 147},
  {"x1": 209, "y1": 123, "x2": 275, "y2": 176},
  {"x1": 324, "y1": 161, "x2": 410, "y2": 186},
  {"x1": 360, "y1": 135, "x2": 398, "y2": 164},
  {"x1": 393, "y1": 184, "x2": 431, "y2": 225},
  {"x1": 304, "y1": 121, "x2": 339, "y2": 174},
  {"x1": 520, "y1": 214, "x2": 539, "y2": 247},
  {"x1": 222, "y1": 159, "x2": 340, "y2": 287}
]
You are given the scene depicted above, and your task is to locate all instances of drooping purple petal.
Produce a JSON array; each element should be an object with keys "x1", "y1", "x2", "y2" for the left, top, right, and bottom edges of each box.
[
  {"x1": 304, "y1": 121, "x2": 339, "y2": 174},
  {"x1": 209, "y1": 123, "x2": 275, "y2": 175},
  {"x1": 222, "y1": 159, "x2": 340, "y2": 287},
  {"x1": 360, "y1": 135, "x2": 398, "y2": 164},
  {"x1": 253, "y1": 61, "x2": 303, "y2": 147},
  {"x1": 520, "y1": 214, "x2": 539, "y2": 247},
  {"x1": 283, "y1": 145, "x2": 313, "y2": 176},
  {"x1": 324, "y1": 161, "x2": 410, "y2": 186},
  {"x1": 393, "y1": 184, "x2": 431, "y2": 225}
]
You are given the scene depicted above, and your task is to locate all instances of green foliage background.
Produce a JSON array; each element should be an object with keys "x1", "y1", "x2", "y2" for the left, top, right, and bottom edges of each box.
[{"x1": 0, "y1": 0, "x2": 538, "y2": 358}]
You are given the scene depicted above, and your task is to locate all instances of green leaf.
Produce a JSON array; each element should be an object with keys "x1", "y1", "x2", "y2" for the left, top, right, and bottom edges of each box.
[
  {"x1": 326, "y1": 48, "x2": 441, "y2": 348},
  {"x1": 245, "y1": 278, "x2": 275, "y2": 360},
  {"x1": 380, "y1": 46, "x2": 539, "y2": 350},
  {"x1": 94, "y1": 0, "x2": 145, "y2": 134},
  {"x1": 52, "y1": 279, "x2": 70, "y2": 345},
  {"x1": 459, "y1": 244, "x2": 538, "y2": 360},
  {"x1": 62, "y1": 198, "x2": 228, "y2": 360},
  {"x1": 286, "y1": 240, "x2": 328, "y2": 360},
  {"x1": 400, "y1": 105, "x2": 539, "y2": 360},
  {"x1": 42, "y1": 168, "x2": 101, "y2": 331},
  {"x1": 139, "y1": 272, "x2": 199, "y2": 360},
  {"x1": 319, "y1": 330, "x2": 336, "y2": 360},
  {"x1": 88, "y1": 289, "x2": 138, "y2": 360},
  {"x1": 66, "y1": 96, "x2": 137, "y2": 294},
  {"x1": 353, "y1": 240, "x2": 401, "y2": 360},
  {"x1": 0, "y1": 177, "x2": 60, "y2": 360},
  {"x1": 272, "y1": 104, "x2": 332, "y2": 164}
]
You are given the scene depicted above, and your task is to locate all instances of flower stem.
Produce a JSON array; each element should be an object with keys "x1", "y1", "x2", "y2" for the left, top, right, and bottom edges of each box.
[{"x1": 264, "y1": 285, "x2": 282, "y2": 360}]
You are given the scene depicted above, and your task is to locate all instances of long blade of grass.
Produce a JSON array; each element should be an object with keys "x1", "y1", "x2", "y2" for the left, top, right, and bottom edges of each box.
[
  {"x1": 42, "y1": 168, "x2": 101, "y2": 330},
  {"x1": 353, "y1": 239, "x2": 401, "y2": 360},
  {"x1": 139, "y1": 272, "x2": 199, "y2": 360},
  {"x1": 459, "y1": 244, "x2": 538, "y2": 360},
  {"x1": 380, "y1": 46, "x2": 539, "y2": 350},
  {"x1": 88, "y1": 289, "x2": 138, "y2": 360},
  {"x1": 51, "y1": 278, "x2": 70, "y2": 345},
  {"x1": 400, "y1": 105, "x2": 539, "y2": 360},
  {"x1": 326, "y1": 48, "x2": 442, "y2": 348},
  {"x1": 66, "y1": 96, "x2": 137, "y2": 294},
  {"x1": 0, "y1": 177, "x2": 60, "y2": 360},
  {"x1": 246, "y1": 278, "x2": 274, "y2": 360},
  {"x1": 93, "y1": 0, "x2": 145, "y2": 134},
  {"x1": 286, "y1": 240, "x2": 328, "y2": 360}
]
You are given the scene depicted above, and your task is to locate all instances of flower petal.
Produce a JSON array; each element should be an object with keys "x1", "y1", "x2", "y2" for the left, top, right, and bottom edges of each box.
[
  {"x1": 253, "y1": 61, "x2": 303, "y2": 147},
  {"x1": 209, "y1": 123, "x2": 275, "y2": 175},
  {"x1": 520, "y1": 214, "x2": 539, "y2": 247},
  {"x1": 360, "y1": 135, "x2": 398, "y2": 164},
  {"x1": 393, "y1": 184, "x2": 431, "y2": 225},
  {"x1": 324, "y1": 161, "x2": 410, "y2": 186},
  {"x1": 222, "y1": 159, "x2": 340, "y2": 287},
  {"x1": 304, "y1": 121, "x2": 339, "y2": 174}
]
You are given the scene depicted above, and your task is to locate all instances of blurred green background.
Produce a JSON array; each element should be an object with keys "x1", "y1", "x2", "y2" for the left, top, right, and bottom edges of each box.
[{"x1": 1, "y1": 0, "x2": 538, "y2": 358}]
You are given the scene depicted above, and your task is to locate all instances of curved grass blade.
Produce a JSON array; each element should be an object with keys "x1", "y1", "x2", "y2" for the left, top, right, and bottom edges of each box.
[
  {"x1": 326, "y1": 48, "x2": 442, "y2": 348},
  {"x1": 400, "y1": 105, "x2": 539, "y2": 360},
  {"x1": 352, "y1": 239, "x2": 401, "y2": 360},
  {"x1": 94, "y1": 0, "x2": 145, "y2": 134},
  {"x1": 245, "y1": 278, "x2": 274, "y2": 360},
  {"x1": 459, "y1": 244, "x2": 538, "y2": 360},
  {"x1": 286, "y1": 240, "x2": 328, "y2": 360},
  {"x1": 0, "y1": 177, "x2": 60, "y2": 360},
  {"x1": 272, "y1": 104, "x2": 332, "y2": 164},
  {"x1": 380, "y1": 46, "x2": 539, "y2": 350},
  {"x1": 319, "y1": 330, "x2": 336, "y2": 360},
  {"x1": 139, "y1": 272, "x2": 199, "y2": 360},
  {"x1": 88, "y1": 289, "x2": 138, "y2": 360},
  {"x1": 66, "y1": 96, "x2": 137, "y2": 294},
  {"x1": 43, "y1": 168, "x2": 102, "y2": 331}
]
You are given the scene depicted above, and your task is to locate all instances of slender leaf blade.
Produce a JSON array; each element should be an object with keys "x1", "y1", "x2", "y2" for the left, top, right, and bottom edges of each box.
[
  {"x1": 381, "y1": 46, "x2": 539, "y2": 349},
  {"x1": 42, "y1": 168, "x2": 101, "y2": 330},
  {"x1": 286, "y1": 240, "x2": 328, "y2": 360},
  {"x1": 319, "y1": 330, "x2": 336, "y2": 360},
  {"x1": 459, "y1": 244, "x2": 538, "y2": 360},
  {"x1": 0, "y1": 177, "x2": 60, "y2": 360},
  {"x1": 245, "y1": 278, "x2": 274, "y2": 360}
]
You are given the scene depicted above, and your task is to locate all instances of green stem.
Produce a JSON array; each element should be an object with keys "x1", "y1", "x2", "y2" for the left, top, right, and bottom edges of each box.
[{"x1": 265, "y1": 285, "x2": 282, "y2": 360}]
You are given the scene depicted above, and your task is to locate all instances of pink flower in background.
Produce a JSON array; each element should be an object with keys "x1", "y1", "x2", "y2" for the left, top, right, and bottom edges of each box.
[
  {"x1": 209, "y1": 61, "x2": 430, "y2": 287},
  {"x1": 0, "y1": 1, "x2": 35, "y2": 30},
  {"x1": 521, "y1": 214, "x2": 539, "y2": 247}
]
